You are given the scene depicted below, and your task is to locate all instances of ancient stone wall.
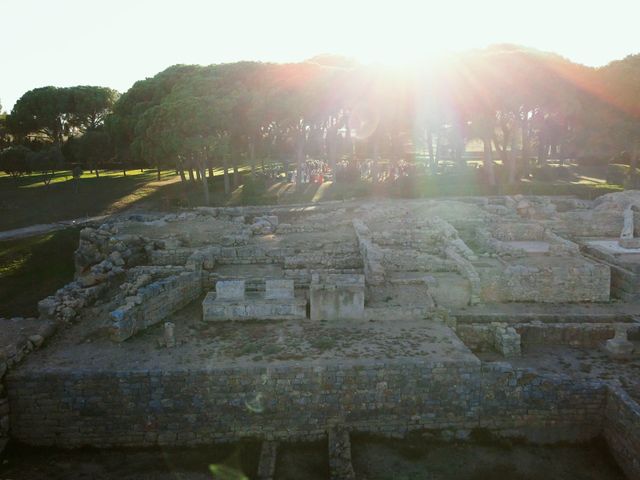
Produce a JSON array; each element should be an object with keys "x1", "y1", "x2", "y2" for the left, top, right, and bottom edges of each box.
[
  {"x1": 109, "y1": 271, "x2": 203, "y2": 341},
  {"x1": 352, "y1": 220, "x2": 385, "y2": 286},
  {"x1": 458, "y1": 323, "x2": 637, "y2": 350},
  {"x1": 7, "y1": 361, "x2": 605, "y2": 448},
  {"x1": 604, "y1": 385, "x2": 640, "y2": 479},
  {"x1": 518, "y1": 323, "x2": 625, "y2": 347},
  {"x1": 479, "y1": 260, "x2": 610, "y2": 303},
  {"x1": 148, "y1": 248, "x2": 194, "y2": 266},
  {"x1": 0, "y1": 318, "x2": 57, "y2": 454}
]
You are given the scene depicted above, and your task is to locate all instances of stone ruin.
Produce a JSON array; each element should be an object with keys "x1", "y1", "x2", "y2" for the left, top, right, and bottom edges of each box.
[
  {"x1": 203, "y1": 279, "x2": 306, "y2": 321},
  {"x1": 1, "y1": 192, "x2": 640, "y2": 478}
]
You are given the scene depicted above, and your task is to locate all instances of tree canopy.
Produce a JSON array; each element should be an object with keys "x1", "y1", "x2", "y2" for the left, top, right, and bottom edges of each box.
[
  {"x1": 3, "y1": 45, "x2": 640, "y2": 198},
  {"x1": 8, "y1": 85, "x2": 118, "y2": 144}
]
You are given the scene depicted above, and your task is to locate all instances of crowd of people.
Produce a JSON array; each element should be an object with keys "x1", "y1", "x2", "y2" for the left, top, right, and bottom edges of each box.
[
  {"x1": 289, "y1": 159, "x2": 329, "y2": 184},
  {"x1": 258, "y1": 157, "x2": 428, "y2": 186}
]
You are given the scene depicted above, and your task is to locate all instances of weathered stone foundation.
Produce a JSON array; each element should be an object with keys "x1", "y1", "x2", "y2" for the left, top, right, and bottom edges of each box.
[{"x1": 7, "y1": 360, "x2": 607, "y2": 447}]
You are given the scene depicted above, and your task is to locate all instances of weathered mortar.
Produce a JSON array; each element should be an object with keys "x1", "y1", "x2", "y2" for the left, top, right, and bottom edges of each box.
[{"x1": 7, "y1": 360, "x2": 606, "y2": 448}]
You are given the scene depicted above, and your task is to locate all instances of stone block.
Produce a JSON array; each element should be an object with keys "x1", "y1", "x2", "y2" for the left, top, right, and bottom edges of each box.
[
  {"x1": 619, "y1": 237, "x2": 640, "y2": 249},
  {"x1": 310, "y1": 274, "x2": 365, "y2": 321},
  {"x1": 265, "y1": 279, "x2": 294, "y2": 300},
  {"x1": 605, "y1": 327, "x2": 635, "y2": 359},
  {"x1": 37, "y1": 297, "x2": 58, "y2": 319},
  {"x1": 216, "y1": 280, "x2": 245, "y2": 300}
]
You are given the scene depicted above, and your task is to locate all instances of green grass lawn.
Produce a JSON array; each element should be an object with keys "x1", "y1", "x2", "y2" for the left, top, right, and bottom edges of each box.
[
  {"x1": 0, "y1": 228, "x2": 79, "y2": 317},
  {"x1": 1, "y1": 161, "x2": 624, "y2": 233},
  {"x1": 0, "y1": 169, "x2": 179, "y2": 231}
]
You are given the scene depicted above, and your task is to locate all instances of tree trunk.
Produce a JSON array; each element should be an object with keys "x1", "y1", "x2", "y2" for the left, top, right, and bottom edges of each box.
[
  {"x1": 196, "y1": 168, "x2": 202, "y2": 181},
  {"x1": 537, "y1": 142, "x2": 547, "y2": 166},
  {"x1": 521, "y1": 115, "x2": 530, "y2": 177},
  {"x1": 372, "y1": 140, "x2": 380, "y2": 184},
  {"x1": 233, "y1": 160, "x2": 239, "y2": 187},
  {"x1": 223, "y1": 154, "x2": 230, "y2": 195},
  {"x1": 483, "y1": 137, "x2": 496, "y2": 186},
  {"x1": 295, "y1": 130, "x2": 305, "y2": 189},
  {"x1": 187, "y1": 168, "x2": 195, "y2": 182},
  {"x1": 177, "y1": 161, "x2": 186, "y2": 182},
  {"x1": 327, "y1": 123, "x2": 338, "y2": 174},
  {"x1": 630, "y1": 146, "x2": 639, "y2": 189},
  {"x1": 249, "y1": 141, "x2": 256, "y2": 177},
  {"x1": 435, "y1": 134, "x2": 442, "y2": 168},
  {"x1": 390, "y1": 133, "x2": 399, "y2": 180},
  {"x1": 508, "y1": 131, "x2": 518, "y2": 184},
  {"x1": 456, "y1": 141, "x2": 466, "y2": 169},
  {"x1": 495, "y1": 125, "x2": 510, "y2": 165},
  {"x1": 208, "y1": 167, "x2": 214, "y2": 179},
  {"x1": 344, "y1": 115, "x2": 354, "y2": 160},
  {"x1": 427, "y1": 129, "x2": 435, "y2": 173},
  {"x1": 199, "y1": 157, "x2": 210, "y2": 206},
  {"x1": 156, "y1": 164, "x2": 161, "y2": 181}
]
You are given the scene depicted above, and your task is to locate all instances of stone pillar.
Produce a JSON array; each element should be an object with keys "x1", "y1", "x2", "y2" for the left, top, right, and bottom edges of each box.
[
  {"x1": 163, "y1": 322, "x2": 176, "y2": 348},
  {"x1": 492, "y1": 323, "x2": 521, "y2": 357},
  {"x1": 618, "y1": 206, "x2": 639, "y2": 249},
  {"x1": 216, "y1": 280, "x2": 245, "y2": 300},
  {"x1": 605, "y1": 325, "x2": 634, "y2": 359},
  {"x1": 310, "y1": 274, "x2": 365, "y2": 321},
  {"x1": 256, "y1": 441, "x2": 278, "y2": 480},
  {"x1": 265, "y1": 279, "x2": 294, "y2": 300},
  {"x1": 328, "y1": 427, "x2": 356, "y2": 480}
]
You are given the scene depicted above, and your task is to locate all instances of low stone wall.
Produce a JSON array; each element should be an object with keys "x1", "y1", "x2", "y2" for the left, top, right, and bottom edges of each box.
[
  {"x1": 7, "y1": 360, "x2": 606, "y2": 448},
  {"x1": 283, "y1": 268, "x2": 363, "y2": 287},
  {"x1": 0, "y1": 318, "x2": 57, "y2": 454},
  {"x1": 455, "y1": 324, "x2": 495, "y2": 352},
  {"x1": 353, "y1": 220, "x2": 385, "y2": 286},
  {"x1": 109, "y1": 271, "x2": 202, "y2": 341},
  {"x1": 457, "y1": 322, "x2": 637, "y2": 350},
  {"x1": 479, "y1": 260, "x2": 610, "y2": 303},
  {"x1": 445, "y1": 247, "x2": 480, "y2": 305},
  {"x1": 149, "y1": 248, "x2": 194, "y2": 266},
  {"x1": 582, "y1": 242, "x2": 640, "y2": 300},
  {"x1": 284, "y1": 253, "x2": 362, "y2": 270},
  {"x1": 455, "y1": 324, "x2": 520, "y2": 357},
  {"x1": 610, "y1": 263, "x2": 640, "y2": 302},
  {"x1": 518, "y1": 323, "x2": 621, "y2": 347},
  {"x1": 604, "y1": 385, "x2": 640, "y2": 479}
]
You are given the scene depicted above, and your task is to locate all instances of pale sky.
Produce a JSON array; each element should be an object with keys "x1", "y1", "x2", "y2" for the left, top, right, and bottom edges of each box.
[{"x1": 2, "y1": 0, "x2": 639, "y2": 111}]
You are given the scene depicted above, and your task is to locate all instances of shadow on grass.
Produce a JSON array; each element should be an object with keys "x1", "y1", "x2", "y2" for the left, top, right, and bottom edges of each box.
[
  {"x1": 0, "y1": 170, "x2": 177, "y2": 231},
  {"x1": 138, "y1": 172, "x2": 624, "y2": 212},
  {"x1": 0, "y1": 228, "x2": 79, "y2": 317}
]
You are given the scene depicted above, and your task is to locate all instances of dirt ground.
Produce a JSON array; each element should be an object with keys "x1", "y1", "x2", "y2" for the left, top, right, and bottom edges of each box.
[
  {"x1": 275, "y1": 441, "x2": 329, "y2": 480},
  {"x1": 0, "y1": 442, "x2": 260, "y2": 480},
  {"x1": 2, "y1": 438, "x2": 626, "y2": 480},
  {"x1": 16, "y1": 296, "x2": 475, "y2": 374},
  {"x1": 350, "y1": 437, "x2": 626, "y2": 480}
]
